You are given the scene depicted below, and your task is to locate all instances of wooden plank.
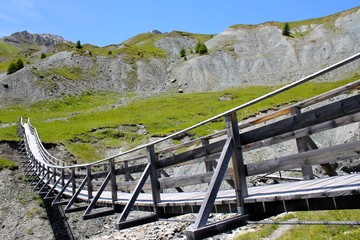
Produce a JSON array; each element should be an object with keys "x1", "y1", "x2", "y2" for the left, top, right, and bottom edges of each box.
[
  {"x1": 243, "y1": 112, "x2": 360, "y2": 151},
  {"x1": 157, "y1": 139, "x2": 226, "y2": 169},
  {"x1": 246, "y1": 139, "x2": 360, "y2": 176},
  {"x1": 241, "y1": 94, "x2": 360, "y2": 145}
]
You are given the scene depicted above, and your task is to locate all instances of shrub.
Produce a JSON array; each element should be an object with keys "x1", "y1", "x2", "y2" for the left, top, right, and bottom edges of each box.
[
  {"x1": 40, "y1": 53, "x2": 46, "y2": 59},
  {"x1": 7, "y1": 58, "x2": 24, "y2": 75},
  {"x1": 180, "y1": 48, "x2": 186, "y2": 58},
  {"x1": 195, "y1": 42, "x2": 201, "y2": 53},
  {"x1": 198, "y1": 43, "x2": 208, "y2": 55}
]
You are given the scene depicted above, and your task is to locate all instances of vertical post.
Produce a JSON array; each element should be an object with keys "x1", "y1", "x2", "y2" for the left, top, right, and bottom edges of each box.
[
  {"x1": 225, "y1": 112, "x2": 248, "y2": 214},
  {"x1": 291, "y1": 107, "x2": 314, "y2": 180},
  {"x1": 53, "y1": 167, "x2": 56, "y2": 183},
  {"x1": 61, "y1": 168, "x2": 65, "y2": 187},
  {"x1": 71, "y1": 168, "x2": 76, "y2": 195},
  {"x1": 147, "y1": 145, "x2": 161, "y2": 214},
  {"x1": 201, "y1": 138, "x2": 213, "y2": 173},
  {"x1": 86, "y1": 165, "x2": 93, "y2": 201},
  {"x1": 124, "y1": 161, "x2": 130, "y2": 193},
  {"x1": 109, "y1": 158, "x2": 118, "y2": 206}
]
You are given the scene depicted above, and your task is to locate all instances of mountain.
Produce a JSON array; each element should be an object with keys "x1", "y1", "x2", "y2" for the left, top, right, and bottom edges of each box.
[
  {"x1": 0, "y1": 7, "x2": 360, "y2": 106},
  {"x1": 3, "y1": 30, "x2": 70, "y2": 47}
]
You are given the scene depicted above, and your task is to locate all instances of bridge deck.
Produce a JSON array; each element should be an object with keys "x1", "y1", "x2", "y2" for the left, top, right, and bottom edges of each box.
[{"x1": 24, "y1": 123, "x2": 360, "y2": 209}]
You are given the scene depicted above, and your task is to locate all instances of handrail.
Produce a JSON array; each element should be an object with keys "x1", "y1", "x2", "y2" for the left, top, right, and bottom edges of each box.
[{"x1": 20, "y1": 51, "x2": 360, "y2": 170}]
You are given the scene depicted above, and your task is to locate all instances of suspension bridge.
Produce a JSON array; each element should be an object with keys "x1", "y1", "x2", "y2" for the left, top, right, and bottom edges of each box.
[{"x1": 18, "y1": 52, "x2": 360, "y2": 239}]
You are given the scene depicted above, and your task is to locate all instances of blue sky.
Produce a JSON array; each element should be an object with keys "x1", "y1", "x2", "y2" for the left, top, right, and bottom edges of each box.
[{"x1": 0, "y1": 1, "x2": 359, "y2": 47}]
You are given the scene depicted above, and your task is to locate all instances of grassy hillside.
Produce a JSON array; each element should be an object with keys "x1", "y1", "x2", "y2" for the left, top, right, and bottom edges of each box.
[{"x1": 0, "y1": 76, "x2": 358, "y2": 163}]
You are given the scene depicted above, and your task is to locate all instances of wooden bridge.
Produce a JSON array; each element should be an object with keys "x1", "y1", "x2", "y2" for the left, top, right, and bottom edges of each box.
[{"x1": 18, "y1": 52, "x2": 360, "y2": 239}]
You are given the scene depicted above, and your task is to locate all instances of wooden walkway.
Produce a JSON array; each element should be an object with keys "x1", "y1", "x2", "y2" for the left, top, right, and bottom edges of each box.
[{"x1": 18, "y1": 52, "x2": 360, "y2": 240}]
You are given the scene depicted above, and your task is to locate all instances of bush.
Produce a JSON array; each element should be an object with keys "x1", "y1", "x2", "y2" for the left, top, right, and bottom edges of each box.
[
  {"x1": 40, "y1": 53, "x2": 46, "y2": 59},
  {"x1": 198, "y1": 43, "x2": 208, "y2": 55},
  {"x1": 180, "y1": 48, "x2": 186, "y2": 58},
  {"x1": 7, "y1": 58, "x2": 24, "y2": 75},
  {"x1": 195, "y1": 42, "x2": 201, "y2": 53}
]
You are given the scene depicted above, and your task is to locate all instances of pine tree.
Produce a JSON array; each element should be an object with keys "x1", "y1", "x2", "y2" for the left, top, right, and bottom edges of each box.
[
  {"x1": 16, "y1": 58, "x2": 24, "y2": 70},
  {"x1": 76, "y1": 40, "x2": 82, "y2": 49},
  {"x1": 282, "y1": 22, "x2": 291, "y2": 36},
  {"x1": 7, "y1": 62, "x2": 17, "y2": 75}
]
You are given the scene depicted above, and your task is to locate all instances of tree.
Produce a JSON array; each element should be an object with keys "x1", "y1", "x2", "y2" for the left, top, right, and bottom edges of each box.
[
  {"x1": 7, "y1": 62, "x2": 17, "y2": 75},
  {"x1": 76, "y1": 40, "x2": 82, "y2": 49},
  {"x1": 16, "y1": 58, "x2": 24, "y2": 70},
  {"x1": 198, "y1": 43, "x2": 208, "y2": 55},
  {"x1": 194, "y1": 42, "x2": 201, "y2": 53},
  {"x1": 180, "y1": 48, "x2": 186, "y2": 58},
  {"x1": 40, "y1": 53, "x2": 46, "y2": 59},
  {"x1": 282, "y1": 22, "x2": 291, "y2": 36},
  {"x1": 7, "y1": 58, "x2": 24, "y2": 75}
]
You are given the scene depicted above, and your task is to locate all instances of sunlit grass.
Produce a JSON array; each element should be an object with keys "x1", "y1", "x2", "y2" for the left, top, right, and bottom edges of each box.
[{"x1": 0, "y1": 76, "x2": 357, "y2": 162}]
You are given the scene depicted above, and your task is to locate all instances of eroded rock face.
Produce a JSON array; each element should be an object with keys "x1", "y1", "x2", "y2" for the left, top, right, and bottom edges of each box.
[{"x1": 1, "y1": 9, "x2": 360, "y2": 106}]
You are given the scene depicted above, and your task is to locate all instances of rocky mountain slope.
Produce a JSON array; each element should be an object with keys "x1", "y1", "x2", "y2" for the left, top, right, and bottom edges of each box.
[{"x1": 1, "y1": 7, "x2": 360, "y2": 107}]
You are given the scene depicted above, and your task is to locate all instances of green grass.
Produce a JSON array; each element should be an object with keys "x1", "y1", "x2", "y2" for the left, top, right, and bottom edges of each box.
[
  {"x1": 0, "y1": 157, "x2": 18, "y2": 171},
  {"x1": 0, "y1": 76, "x2": 358, "y2": 162},
  {"x1": 235, "y1": 210, "x2": 360, "y2": 240}
]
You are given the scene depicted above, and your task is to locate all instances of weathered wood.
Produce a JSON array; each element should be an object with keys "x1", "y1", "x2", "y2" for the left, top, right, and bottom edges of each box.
[
  {"x1": 185, "y1": 214, "x2": 248, "y2": 240},
  {"x1": 226, "y1": 113, "x2": 248, "y2": 214},
  {"x1": 64, "y1": 176, "x2": 89, "y2": 213},
  {"x1": 157, "y1": 139, "x2": 226, "y2": 169},
  {"x1": 246, "y1": 139, "x2": 360, "y2": 176},
  {"x1": 305, "y1": 136, "x2": 337, "y2": 176},
  {"x1": 117, "y1": 163, "x2": 151, "y2": 223},
  {"x1": 291, "y1": 107, "x2": 314, "y2": 180},
  {"x1": 241, "y1": 94, "x2": 360, "y2": 145},
  {"x1": 86, "y1": 165, "x2": 93, "y2": 200},
  {"x1": 147, "y1": 145, "x2": 161, "y2": 214},
  {"x1": 109, "y1": 158, "x2": 118, "y2": 203},
  {"x1": 243, "y1": 112, "x2": 360, "y2": 151},
  {"x1": 194, "y1": 138, "x2": 234, "y2": 229},
  {"x1": 84, "y1": 172, "x2": 111, "y2": 216}
]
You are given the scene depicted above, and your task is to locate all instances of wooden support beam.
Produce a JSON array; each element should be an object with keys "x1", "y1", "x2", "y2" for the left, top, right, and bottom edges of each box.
[
  {"x1": 291, "y1": 107, "x2": 314, "y2": 180},
  {"x1": 84, "y1": 172, "x2": 111, "y2": 217},
  {"x1": 52, "y1": 178, "x2": 74, "y2": 206},
  {"x1": 246, "y1": 139, "x2": 360, "y2": 176},
  {"x1": 116, "y1": 164, "x2": 151, "y2": 224},
  {"x1": 185, "y1": 214, "x2": 248, "y2": 240},
  {"x1": 194, "y1": 137, "x2": 234, "y2": 229},
  {"x1": 64, "y1": 176, "x2": 89, "y2": 213},
  {"x1": 147, "y1": 145, "x2": 162, "y2": 214},
  {"x1": 241, "y1": 94, "x2": 360, "y2": 145},
  {"x1": 226, "y1": 113, "x2": 248, "y2": 214},
  {"x1": 86, "y1": 165, "x2": 93, "y2": 201}
]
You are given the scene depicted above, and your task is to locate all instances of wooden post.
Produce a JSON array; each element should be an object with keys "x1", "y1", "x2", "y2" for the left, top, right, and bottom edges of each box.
[
  {"x1": 109, "y1": 158, "x2": 118, "y2": 205},
  {"x1": 71, "y1": 168, "x2": 76, "y2": 195},
  {"x1": 86, "y1": 165, "x2": 93, "y2": 201},
  {"x1": 147, "y1": 145, "x2": 162, "y2": 214},
  {"x1": 225, "y1": 112, "x2": 248, "y2": 214},
  {"x1": 291, "y1": 107, "x2": 314, "y2": 180},
  {"x1": 201, "y1": 138, "x2": 213, "y2": 173}
]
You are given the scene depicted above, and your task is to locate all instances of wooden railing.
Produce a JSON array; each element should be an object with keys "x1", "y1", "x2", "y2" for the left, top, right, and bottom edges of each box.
[{"x1": 18, "y1": 52, "x2": 360, "y2": 240}]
